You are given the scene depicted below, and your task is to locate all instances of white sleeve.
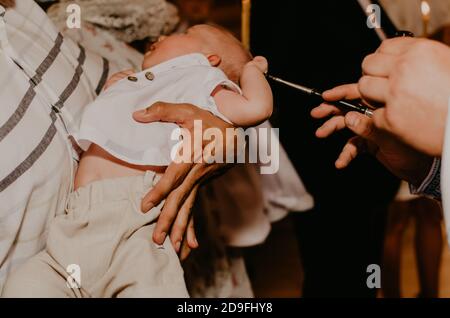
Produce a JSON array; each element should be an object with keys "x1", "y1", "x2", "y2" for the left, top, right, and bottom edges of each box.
[{"x1": 202, "y1": 67, "x2": 242, "y2": 124}]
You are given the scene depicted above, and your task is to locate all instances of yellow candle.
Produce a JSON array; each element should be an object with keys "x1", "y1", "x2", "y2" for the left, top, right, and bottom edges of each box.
[
  {"x1": 421, "y1": 0, "x2": 431, "y2": 38},
  {"x1": 241, "y1": 0, "x2": 251, "y2": 50}
]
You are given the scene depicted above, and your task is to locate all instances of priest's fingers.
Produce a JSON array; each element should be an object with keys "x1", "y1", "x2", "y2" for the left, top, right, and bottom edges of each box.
[
  {"x1": 362, "y1": 53, "x2": 398, "y2": 77},
  {"x1": 316, "y1": 116, "x2": 346, "y2": 138},
  {"x1": 371, "y1": 107, "x2": 392, "y2": 133},
  {"x1": 376, "y1": 37, "x2": 417, "y2": 55},
  {"x1": 335, "y1": 136, "x2": 367, "y2": 169},
  {"x1": 310, "y1": 103, "x2": 342, "y2": 119},
  {"x1": 358, "y1": 76, "x2": 389, "y2": 104},
  {"x1": 344, "y1": 111, "x2": 380, "y2": 145},
  {"x1": 322, "y1": 83, "x2": 361, "y2": 102}
]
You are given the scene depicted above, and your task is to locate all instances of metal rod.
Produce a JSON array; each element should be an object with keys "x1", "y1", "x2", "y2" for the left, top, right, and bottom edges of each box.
[{"x1": 267, "y1": 74, "x2": 374, "y2": 118}]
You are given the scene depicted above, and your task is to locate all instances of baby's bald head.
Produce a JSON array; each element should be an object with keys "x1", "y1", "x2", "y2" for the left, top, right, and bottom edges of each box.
[
  {"x1": 143, "y1": 24, "x2": 252, "y2": 83},
  {"x1": 192, "y1": 24, "x2": 252, "y2": 83}
]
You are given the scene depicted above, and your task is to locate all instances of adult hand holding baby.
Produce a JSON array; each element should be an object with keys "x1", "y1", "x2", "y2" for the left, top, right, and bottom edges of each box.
[
  {"x1": 133, "y1": 102, "x2": 234, "y2": 259},
  {"x1": 128, "y1": 25, "x2": 272, "y2": 258}
]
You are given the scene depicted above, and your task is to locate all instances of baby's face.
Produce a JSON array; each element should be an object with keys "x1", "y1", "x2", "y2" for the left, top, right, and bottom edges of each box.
[{"x1": 142, "y1": 25, "x2": 212, "y2": 70}]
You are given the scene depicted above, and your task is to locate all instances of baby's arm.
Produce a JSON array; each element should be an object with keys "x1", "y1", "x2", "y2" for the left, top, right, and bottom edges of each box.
[{"x1": 213, "y1": 56, "x2": 273, "y2": 127}]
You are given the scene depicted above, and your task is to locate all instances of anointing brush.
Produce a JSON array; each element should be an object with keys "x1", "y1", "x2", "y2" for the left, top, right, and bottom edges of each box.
[
  {"x1": 265, "y1": 31, "x2": 415, "y2": 118},
  {"x1": 266, "y1": 74, "x2": 374, "y2": 118}
]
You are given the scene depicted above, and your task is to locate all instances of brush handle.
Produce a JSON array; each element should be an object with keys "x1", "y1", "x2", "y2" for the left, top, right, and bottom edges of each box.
[{"x1": 310, "y1": 89, "x2": 374, "y2": 118}]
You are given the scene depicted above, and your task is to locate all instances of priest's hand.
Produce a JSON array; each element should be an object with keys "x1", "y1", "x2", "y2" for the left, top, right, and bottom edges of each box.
[
  {"x1": 360, "y1": 37, "x2": 450, "y2": 156},
  {"x1": 311, "y1": 84, "x2": 433, "y2": 187}
]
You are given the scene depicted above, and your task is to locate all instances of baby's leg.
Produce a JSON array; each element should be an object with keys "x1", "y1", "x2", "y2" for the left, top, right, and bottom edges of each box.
[
  {"x1": 91, "y1": 222, "x2": 189, "y2": 298},
  {"x1": 2, "y1": 252, "x2": 84, "y2": 298}
]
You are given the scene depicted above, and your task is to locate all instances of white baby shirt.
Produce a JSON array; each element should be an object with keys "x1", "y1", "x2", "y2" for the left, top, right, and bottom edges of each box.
[{"x1": 74, "y1": 53, "x2": 241, "y2": 166}]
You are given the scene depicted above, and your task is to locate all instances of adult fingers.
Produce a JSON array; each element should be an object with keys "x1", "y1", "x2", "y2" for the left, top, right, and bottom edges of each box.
[
  {"x1": 179, "y1": 218, "x2": 196, "y2": 261},
  {"x1": 362, "y1": 53, "x2": 398, "y2": 77},
  {"x1": 344, "y1": 111, "x2": 379, "y2": 144},
  {"x1": 169, "y1": 185, "x2": 199, "y2": 253},
  {"x1": 178, "y1": 241, "x2": 191, "y2": 262},
  {"x1": 310, "y1": 103, "x2": 342, "y2": 119},
  {"x1": 358, "y1": 76, "x2": 389, "y2": 104},
  {"x1": 335, "y1": 136, "x2": 367, "y2": 169},
  {"x1": 185, "y1": 216, "x2": 198, "y2": 249},
  {"x1": 371, "y1": 107, "x2": 391, "y2": 133},
  {"x1": 322, "y1": 83, "x2": 360, "y2": 102},
  {"x1": 316, "y1": 116, "x2": 346, "y2": 138},
  {"x1": 141, "y1": 162, "x2": 193, "y2": 212},
  {"x1": 376, "y1": 37, "x2": 417, "y2": 55},
  {"x1": 152, "y1": 165, "x2": 203, "y2": 245},
  {"x1": 133, "y1": 102, "x2": 197, "y2": 126}
]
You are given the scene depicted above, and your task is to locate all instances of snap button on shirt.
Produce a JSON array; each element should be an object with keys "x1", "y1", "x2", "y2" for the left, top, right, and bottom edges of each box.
[
  {"x1": 145, "y1": 72, "x2": 155, "y2": 81},
  {"x1": 127, "y1": 76, "x2": 138, "y2": 82}
]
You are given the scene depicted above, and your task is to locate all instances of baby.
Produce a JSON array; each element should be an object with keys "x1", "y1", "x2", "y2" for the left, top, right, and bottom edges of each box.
[{"x1": 2, "y1": 24, "x2": 273, "y2": 298}]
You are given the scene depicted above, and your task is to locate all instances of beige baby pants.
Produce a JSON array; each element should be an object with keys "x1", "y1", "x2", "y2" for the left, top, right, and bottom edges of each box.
[{"x1": 2, "y1": 171, "x2": 189, "y2": 298}]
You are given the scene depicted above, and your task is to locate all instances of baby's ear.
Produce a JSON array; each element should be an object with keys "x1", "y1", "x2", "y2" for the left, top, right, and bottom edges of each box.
[{"x1": 207, "y1": 54, "x2": 221, "y2": 67}]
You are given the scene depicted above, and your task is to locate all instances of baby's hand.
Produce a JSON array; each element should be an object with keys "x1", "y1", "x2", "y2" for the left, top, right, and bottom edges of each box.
[
  {"x1": 103, "y1": 69, "x2": 135, "y2": 91},
  {"x1": 245, "y1": 56, "x2": 268, "y2": 74}
]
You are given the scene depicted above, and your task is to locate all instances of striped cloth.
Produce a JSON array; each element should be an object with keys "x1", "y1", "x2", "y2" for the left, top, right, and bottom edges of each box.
[{"x1": 0, "y1": 0, "x2": 125, "y2": 292}]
